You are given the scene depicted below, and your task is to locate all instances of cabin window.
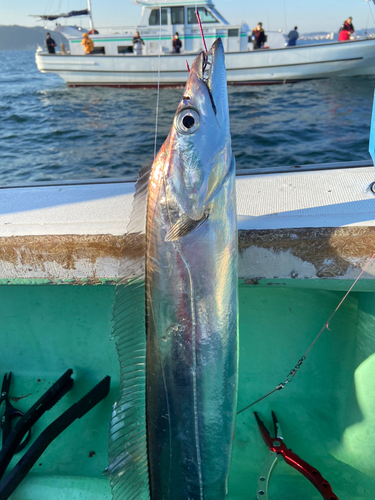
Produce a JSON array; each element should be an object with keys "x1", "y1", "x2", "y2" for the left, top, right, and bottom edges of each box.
[
  {"x1": 187, "y1": 7, "x2": 217, "y2": 24},
  {"x1": 149, "y1": 8, "x2": 168, "y2": 26},
  {"x1": 92, "y1": 46, "x2": 105, "y2": 54},
  {"x1": 118, "y1": 45, "x2": 133, "y2": 54},
  {"x1": 228, "y1": 29, "x2": 239, "y2": 37},
  {"x1": 171, "y1": 6, "x2": 184, "y2": 24}
]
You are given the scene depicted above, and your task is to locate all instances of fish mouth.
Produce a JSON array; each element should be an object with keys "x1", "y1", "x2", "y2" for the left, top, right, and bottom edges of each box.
[
  {"x1": 201, "y1": 51, "x2": 216, "y2": 115},
  {"x1": 166, "y1": 38, "x2": 229, "y2": 224},
  {"x1": 194, "y1": 38, "x2": 226, "y2": 120}
]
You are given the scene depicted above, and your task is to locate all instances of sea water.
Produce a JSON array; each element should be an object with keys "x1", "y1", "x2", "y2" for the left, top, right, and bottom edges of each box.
[{"x1": 0, "y1": 49, "x2": 373, "y2": 184}]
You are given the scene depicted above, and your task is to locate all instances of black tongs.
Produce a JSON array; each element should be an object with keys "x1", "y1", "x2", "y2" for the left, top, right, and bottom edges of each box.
[{"x1": 0, "y1": 369, "x2": 110, "y2": 499}]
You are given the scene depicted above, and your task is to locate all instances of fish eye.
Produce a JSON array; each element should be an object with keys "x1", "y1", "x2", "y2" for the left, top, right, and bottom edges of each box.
[{"x1": 175, "y1": 108, "x2": 200, "y2": 134}]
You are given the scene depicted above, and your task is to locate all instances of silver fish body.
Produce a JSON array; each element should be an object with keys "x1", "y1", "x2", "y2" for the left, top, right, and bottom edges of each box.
[{"x1": 146, "y1": 38, "x2": 238, "y2": 499}]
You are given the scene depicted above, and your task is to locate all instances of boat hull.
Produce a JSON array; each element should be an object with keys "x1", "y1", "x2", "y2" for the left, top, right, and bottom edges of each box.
[{"x1": 35, "y1": 38, "x2": 375, "y2": 86}]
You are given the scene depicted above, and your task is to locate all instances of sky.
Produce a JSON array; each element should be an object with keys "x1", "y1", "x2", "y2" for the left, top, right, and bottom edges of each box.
[{"x1": 1, "y1": 0, "x2": 374, "y2": 34}]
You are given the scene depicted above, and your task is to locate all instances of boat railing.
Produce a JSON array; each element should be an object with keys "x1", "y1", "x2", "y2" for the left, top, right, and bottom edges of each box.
[
  {"x1": 90, "y1": 23, "x2": 247, "y2": 37},
  {"x1": 93, "y1": 25, "x2": 145, "y2": 35},
  {"x1": 185, "y1": 24, "x2": 244, "y2": 33}
]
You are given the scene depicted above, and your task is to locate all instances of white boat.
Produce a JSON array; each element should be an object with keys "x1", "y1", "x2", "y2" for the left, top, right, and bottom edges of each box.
[{"x1": 34, "y1": 0, "x2": 375, "y2": 86}]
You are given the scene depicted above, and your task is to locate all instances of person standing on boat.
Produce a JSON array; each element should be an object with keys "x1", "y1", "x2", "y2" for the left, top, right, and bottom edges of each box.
[
  {"x1": 133, "y1": 31, "x2": 145, "y2": 55},
  {"x1": 338, "y1": 17, "x2": 354, "y2": 41},
  {"x1": 287, "y1": 26, "x2": 299, "y2": 46},
  {"x1": 173, "y1": 32, "x2": 182, "y2": 54},
  {"x1": 81, "y1": 33, "x2": 94, "y2": 54},
  {"x1": 45, "y1": 33, "x2": 57, "y2": 54},
  {"x1": 251, "y1": 23, "x2": 266, "y2": 50}
]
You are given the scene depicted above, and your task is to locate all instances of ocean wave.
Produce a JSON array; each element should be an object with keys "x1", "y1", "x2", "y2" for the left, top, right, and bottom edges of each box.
[{"x1": 0, "y1": 49, "x2": 372, "y2": 183}]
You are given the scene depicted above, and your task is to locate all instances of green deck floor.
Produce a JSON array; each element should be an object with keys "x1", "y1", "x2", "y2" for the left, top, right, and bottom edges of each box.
[{"x1": 0, "y1": 282, "x2": 374, "y2": 499}]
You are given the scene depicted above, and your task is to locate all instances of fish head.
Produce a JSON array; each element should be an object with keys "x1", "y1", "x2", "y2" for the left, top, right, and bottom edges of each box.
[{"x1": 166, "y1": 38, "x2": 232, "y2": 221}]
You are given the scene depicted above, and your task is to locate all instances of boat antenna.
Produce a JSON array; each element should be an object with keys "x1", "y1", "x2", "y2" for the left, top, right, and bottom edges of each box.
[
  {"x1": 283, "y1": 0, "x2": 288, "y2": 34},
  {"x1": 154, "y1": 1, "x2": 162, "y2": 161},
  {"x1": 237, "y1": 251, "x2": 375, "y2": 414},
  {"x1": 86, "y1": 0, "x2": 94, "y2": 32}
]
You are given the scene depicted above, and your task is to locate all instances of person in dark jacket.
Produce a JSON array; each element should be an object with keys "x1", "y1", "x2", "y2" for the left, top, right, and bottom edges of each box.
[
  {"x1": 173, "y1": 32, "x2": 182, "y2": 53},
  {"x1": 251, "y1": 23, "x2": 266, "y2": 50},
  {"x1": 287, "y1": 26, "x2": 299, "y2": 46},
  {"x1": 338, "y1": 17, "x2": 354, "y2": 42},
  {"x1": 339, "y1": 17, "x2": 354, "y2": 36},
  {"x1": 132, "y1": 31, "x2": 145, "y2": 55},
  {"x1": 45, "y1": 33, "x2": 57, "y2": 54}
]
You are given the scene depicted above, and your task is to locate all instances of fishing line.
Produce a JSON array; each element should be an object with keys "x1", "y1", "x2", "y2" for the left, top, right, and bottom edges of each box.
[
  {"x1": 368, "y1": 1, "x2": 375, "y2": 29},
  {"x1": 44, "y1": 0, "x2": 53, "y2": 17},
  {"x1": 185, "y1": 8, "x2": 206, "y2": 74},
  {"x1": 283, "y1": 0, "x2": 288, "y2": 35},
  {"x1": 365, "y1": 12, "x2": 369, "y2": 37},
  {"x1": 153, "y1": 1, "x2": 162, "y2": 161},
  {"x1": 237, "y1": 251, "x2": 375, "y2": 415},
  {"x1": 196, "y1": 8, "x2": 208, "y2": 53}
]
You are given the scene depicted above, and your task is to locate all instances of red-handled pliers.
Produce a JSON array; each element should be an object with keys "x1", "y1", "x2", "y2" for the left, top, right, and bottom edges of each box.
[{"x1": 254, "y1": 411, "x2": 339, "y2": 500}]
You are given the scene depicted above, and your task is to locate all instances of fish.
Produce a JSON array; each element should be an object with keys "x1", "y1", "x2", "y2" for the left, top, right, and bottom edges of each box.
[{"x1": 108, "y1": 37, "x2": 238, "y2": 500}]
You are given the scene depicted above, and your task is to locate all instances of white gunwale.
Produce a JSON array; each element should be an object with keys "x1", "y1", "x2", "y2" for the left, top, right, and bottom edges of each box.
[{"x1": 1, "y1": 161, "x2": 375, "y2": 283}]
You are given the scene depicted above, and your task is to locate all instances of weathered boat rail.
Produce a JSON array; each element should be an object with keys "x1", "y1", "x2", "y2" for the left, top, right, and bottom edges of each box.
[{"x1": 1, "y1": 161, "x2": 375, "y2": 285}]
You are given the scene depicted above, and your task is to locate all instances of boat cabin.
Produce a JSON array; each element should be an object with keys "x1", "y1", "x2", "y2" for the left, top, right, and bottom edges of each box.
[{"x1": 49, "y1": 0, "x2": 279, "y2": 56}]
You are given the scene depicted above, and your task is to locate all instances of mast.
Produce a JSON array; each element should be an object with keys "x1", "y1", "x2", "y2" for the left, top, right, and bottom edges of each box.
[{"x1": 87, "y1": 0, "x2": 94, "y2": 31}]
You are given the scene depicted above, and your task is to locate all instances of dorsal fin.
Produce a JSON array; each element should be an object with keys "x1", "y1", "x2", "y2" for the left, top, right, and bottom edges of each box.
[{"x1": 107, "y1": 163, "x2": 152, "y2": 500}]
